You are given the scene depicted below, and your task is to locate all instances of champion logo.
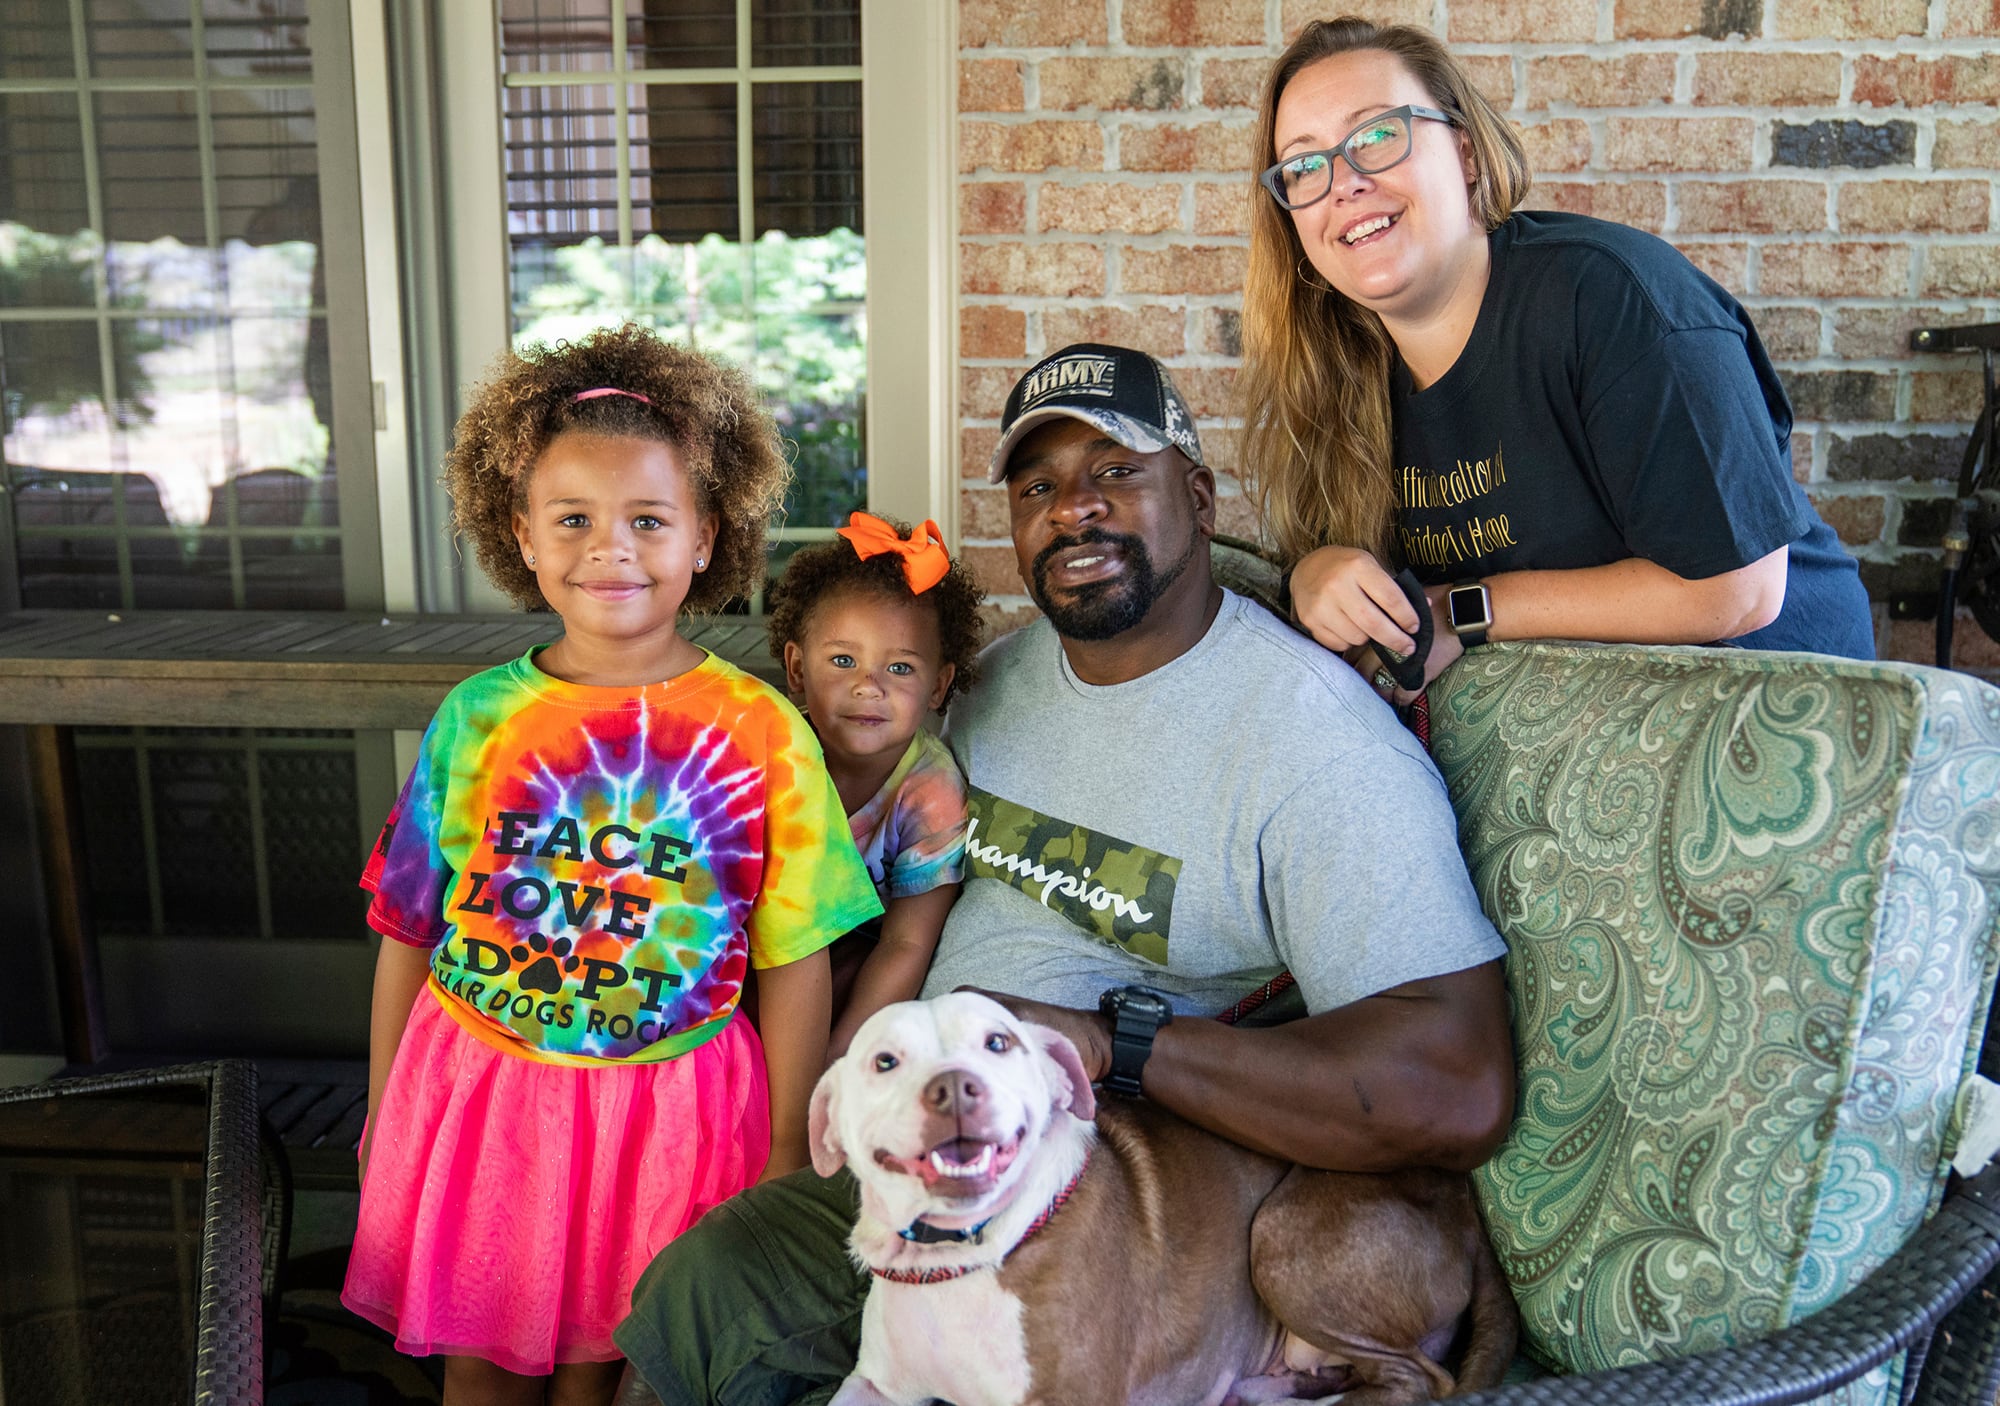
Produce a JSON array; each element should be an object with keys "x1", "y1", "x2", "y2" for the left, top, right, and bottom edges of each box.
[{"x1": 964, "y1": 818, "x2": 1155, "y2": 924}]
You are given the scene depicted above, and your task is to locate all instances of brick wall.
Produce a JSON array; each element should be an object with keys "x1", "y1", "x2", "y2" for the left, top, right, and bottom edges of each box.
[{"x1": 955, "y1": 0, "x2": 2000, "y2": 669}]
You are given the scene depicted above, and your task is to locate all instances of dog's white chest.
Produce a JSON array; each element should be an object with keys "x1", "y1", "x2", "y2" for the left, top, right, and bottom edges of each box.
[{"x1": 851, "y1": 1273, "x2": 1034, "y2": 1406}]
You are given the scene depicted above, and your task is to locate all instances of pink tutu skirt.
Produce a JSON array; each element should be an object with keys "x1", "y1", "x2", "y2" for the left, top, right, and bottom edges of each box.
[{"x1": 341, "y1": 990, "x2": 770, "y2": 1374}]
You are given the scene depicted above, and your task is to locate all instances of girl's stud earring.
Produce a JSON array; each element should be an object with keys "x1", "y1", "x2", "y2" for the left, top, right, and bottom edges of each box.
[
  {"x1": 695, "y1": 556, "x2": 705, "y2": 569},
  {"x1": 526, "y1": 554, "x2": 537, "y2": 568}
]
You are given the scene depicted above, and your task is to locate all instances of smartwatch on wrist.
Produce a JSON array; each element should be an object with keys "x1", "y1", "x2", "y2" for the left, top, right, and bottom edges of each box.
[
  {"x1": 1098, "y1": 986, "x2": 1174, "y2": 1096},
  {"x1": 1446, "y1": 581, "x2": 1494, "y2": 649}
]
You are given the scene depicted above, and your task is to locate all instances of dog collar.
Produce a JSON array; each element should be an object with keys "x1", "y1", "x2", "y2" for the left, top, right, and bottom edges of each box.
[
  {"x1": 898, "y1": 1216, "x2": 992, "y2": 1246},
  {"x1": 873, "y1": 1151, "x2": 1091, "y2": 1286}
]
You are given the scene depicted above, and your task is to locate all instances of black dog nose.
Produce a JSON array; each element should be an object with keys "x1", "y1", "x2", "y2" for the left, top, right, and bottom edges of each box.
[{"x1": 924, "y1": 1069, "x2": 985, "y2": 1115}]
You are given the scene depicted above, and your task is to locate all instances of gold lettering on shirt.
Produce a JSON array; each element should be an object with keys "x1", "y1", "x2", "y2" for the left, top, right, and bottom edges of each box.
[
  {"x1": 1400, "y1": 521, "x2": 1471, "y2": 568},
  {"x1": 1399, "y1": 443, "x2": 1508, "y2": 511},
  {"x1": 1398, "y1": 441, "x2": 1514, "y2": 569}
]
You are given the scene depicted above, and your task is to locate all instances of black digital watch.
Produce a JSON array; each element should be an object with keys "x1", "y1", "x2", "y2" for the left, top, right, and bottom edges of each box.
[{"x1": 1098, "y1": 985, "x2": 1174, "y2": 1096}]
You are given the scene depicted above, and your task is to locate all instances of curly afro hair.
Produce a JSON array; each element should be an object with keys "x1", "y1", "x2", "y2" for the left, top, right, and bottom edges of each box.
[
  {"x1": 764, "y1": 517, "x2": 986, "y2": 707},
  {"x1": 444, "y1": 323, "x2": 791, "y2": 613}
]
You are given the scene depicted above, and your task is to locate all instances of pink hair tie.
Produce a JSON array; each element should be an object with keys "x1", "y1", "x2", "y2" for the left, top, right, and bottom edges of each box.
[{"x1": 571, "y1": 387, "x2": 654, "y2": 407}]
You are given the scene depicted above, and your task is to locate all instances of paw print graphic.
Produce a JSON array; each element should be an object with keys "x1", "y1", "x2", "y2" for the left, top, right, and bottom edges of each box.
[{"x1": 512, "y1": 934, "x2": 579, "y2": 995}]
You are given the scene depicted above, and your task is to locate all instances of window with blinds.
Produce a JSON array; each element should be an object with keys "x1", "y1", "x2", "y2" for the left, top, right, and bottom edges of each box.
[
  {"x1": 499, "y1": 0, "x2": 866, "y2": 559},
  {"x1": 0, "y1": 0, "x2": 345, "y2": 613},
  {"x1": 0, "y1": 0, "x2": 373, "y2": 954}
]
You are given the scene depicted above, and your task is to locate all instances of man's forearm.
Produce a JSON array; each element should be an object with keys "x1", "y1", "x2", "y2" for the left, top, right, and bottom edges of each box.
[
  {"x1": 990, "y1": 960, "x2": 1514, "y2": 1173},
  {"x1": 1141, "y1": 963, "x2": 1515, "y2": 1172}
]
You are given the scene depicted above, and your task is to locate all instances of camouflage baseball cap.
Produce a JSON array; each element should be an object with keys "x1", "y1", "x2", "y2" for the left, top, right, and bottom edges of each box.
[{"x1": 988, "y1": 343, "x2": 1205, "y2": 483}]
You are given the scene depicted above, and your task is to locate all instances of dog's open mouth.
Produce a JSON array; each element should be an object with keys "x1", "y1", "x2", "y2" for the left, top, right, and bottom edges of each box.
[{"x1": 876, "y1": 1131, "x2": 1024, "y2": 1198}]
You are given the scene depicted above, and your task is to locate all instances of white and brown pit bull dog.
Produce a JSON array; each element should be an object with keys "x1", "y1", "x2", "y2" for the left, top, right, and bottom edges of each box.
[{"x1": 810, "y1": 992, "x2": 1517, "y2": 1406}]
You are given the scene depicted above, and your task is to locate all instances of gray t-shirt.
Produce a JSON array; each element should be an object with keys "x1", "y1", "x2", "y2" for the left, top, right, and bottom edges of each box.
[{"x1": 921, "y1": 590, "x2": 1504, "y2": 1017}]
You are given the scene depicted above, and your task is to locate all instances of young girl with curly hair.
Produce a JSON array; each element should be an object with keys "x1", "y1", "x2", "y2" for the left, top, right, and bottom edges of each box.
[
  {"x1": 763, "y1": 513, "x2": 984, "y2": 1055},
  {"x1": 342, "y1": 324, "x2": 881, "y2": 1405}
]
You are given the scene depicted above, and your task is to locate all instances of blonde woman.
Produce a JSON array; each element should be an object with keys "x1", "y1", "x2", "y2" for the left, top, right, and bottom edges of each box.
[{"x1": 1239, "y1": 17, "x2": 1872, "y2": 702}]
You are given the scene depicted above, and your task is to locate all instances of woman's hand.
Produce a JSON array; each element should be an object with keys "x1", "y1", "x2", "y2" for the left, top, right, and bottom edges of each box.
[
  {"x1": 1289, "y1": 545, "x2": 1423, "y2": 657},
  {"x1": 1351, "y1": 624, "x2": 1462, "y2": 708}
]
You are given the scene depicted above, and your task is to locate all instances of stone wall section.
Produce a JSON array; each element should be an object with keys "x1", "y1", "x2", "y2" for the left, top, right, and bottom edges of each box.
[{"x1": 955, "y1": 0, "x2": 2000, "y2": 668}]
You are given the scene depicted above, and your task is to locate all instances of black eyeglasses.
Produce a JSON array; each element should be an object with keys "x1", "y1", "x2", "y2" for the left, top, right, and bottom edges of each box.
[{"x1": 1259, "y1": 105, "x2": 1460, "y2": 211}]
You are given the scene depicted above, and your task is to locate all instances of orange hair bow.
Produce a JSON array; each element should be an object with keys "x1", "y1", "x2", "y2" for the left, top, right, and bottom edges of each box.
[{"x1": 835, "y1": 512, "x2": 952, "y2": 594}]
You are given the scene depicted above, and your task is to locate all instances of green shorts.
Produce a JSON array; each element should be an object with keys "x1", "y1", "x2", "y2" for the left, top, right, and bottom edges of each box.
[{"x1": 613, "y1": 1167, "x2": 866, "y2": 1406}]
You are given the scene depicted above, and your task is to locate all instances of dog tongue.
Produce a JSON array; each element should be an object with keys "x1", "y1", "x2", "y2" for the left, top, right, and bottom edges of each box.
[{"x1": 934, "y1": 1137, "x2": 986, "y2": 1163}]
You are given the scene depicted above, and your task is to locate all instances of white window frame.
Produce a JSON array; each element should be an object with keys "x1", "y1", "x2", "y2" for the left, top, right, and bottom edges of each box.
[{"x1": 351, "y1": 0, "x2": 957, "y2": 613}]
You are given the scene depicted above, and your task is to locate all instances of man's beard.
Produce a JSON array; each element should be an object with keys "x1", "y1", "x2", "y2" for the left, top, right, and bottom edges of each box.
[{"x1": 1028, "y1": 526, "x2": 1197, "y2": 642}]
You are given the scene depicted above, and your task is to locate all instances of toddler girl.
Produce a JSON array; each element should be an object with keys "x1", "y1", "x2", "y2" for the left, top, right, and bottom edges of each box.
[
  {"x1": 764, "y1": 513, "x2": 985, "y2": 1056},
  {"x1": 343, "y1": 325, "x2": 881, "y2": 1405}
]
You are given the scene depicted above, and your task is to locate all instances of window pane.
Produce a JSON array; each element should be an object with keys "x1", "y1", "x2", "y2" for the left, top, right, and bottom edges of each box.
[
  {"x1": 500, "y1": 0, "x2": 614, "y2": 73},
  {"x1": 211, "y1": 313, "x2": 338, "y2": 608},
  {"x1": 4, "y1": 317, "x2": 121, "y2": 609},
  {"x1": 213, "y1": 90, "x2": 320, "y2": 251},
  {"x1": 0, "y1": 92, "x2": 94, "y2": 308},
  {"x1": 752, "y1": 226, "x2": 864, "y2": 533},
  {"x1": 2, "y1": 313, "x2": 220, "y2": 611},
  {"x1": 752, "y1": 81, "x2": 861, "y2": 238},
  {"x1": 97, "y1": 90, "x2": 208, "y2": 301},
  {"x1": 752, "y1": 0, "x2": 860, "y2": 68},
  {"x1": 203, "y1": 0, "x2": 312, "y2": 79},
  {"x1": 506, "y1": 82, "x2": 624, "y2": 243},
  {"x1": 633, "y1": 84, "x2": 738, "y2": 241},
  {"x1": 8, "y1": 305, "x2": 335, "y2": 611},
  {"x1": 630, "y1": 0, "x2": 736, "y2": 70},
  {"x1": 234, "y1": 522, "x2": 342, "y2": 610},
  {"x1": 122, "y1": 310, "x2": 325, "y2": 504},
  {"x1": 498, "y1": 10, "x2": 868, "y2": 545},
  {"x1": 87, "y1": 0, "x2": 195, "y2": 79},
  {"x1": 2, "y1": 317, "x2": 112, "y2": 464},
  {"x1": 1, "y1": 0, "x2": 76, "y2": 80},
  {"x1": 631, "y1": 234, "x2": 744, "y2": 327},
  {"x1": 12, "y1": 473, "x2": 169, "y2": 611}
]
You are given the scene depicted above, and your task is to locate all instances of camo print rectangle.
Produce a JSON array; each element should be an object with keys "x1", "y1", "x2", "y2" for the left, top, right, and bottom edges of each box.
[{"x1": 962, "y1": 784, "x2": 1181, "y2": 967}]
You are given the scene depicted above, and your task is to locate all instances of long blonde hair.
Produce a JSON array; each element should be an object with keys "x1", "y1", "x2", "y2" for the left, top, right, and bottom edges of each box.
[{"x1": 1238, "y1": 17, "x2": 1531, "y2": 565}]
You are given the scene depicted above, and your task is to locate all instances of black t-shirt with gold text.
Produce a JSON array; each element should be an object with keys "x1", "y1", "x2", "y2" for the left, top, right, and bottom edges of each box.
[{"x1": 1391, "y1": 211, "x2": 1871, "y2": 658}]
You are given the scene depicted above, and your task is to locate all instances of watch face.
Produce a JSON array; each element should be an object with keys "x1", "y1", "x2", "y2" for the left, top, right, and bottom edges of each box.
[
  {"x1": 1103, "y1": 986, "x2": 1172, "y2": 1020},
  {"x1": 1448, "y1": 585, "x2": 1492, "y2": 633}
]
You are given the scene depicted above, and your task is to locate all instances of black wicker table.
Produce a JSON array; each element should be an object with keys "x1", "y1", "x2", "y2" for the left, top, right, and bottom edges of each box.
[{"x1": 0, "y1": 1060, "x2": 263, "y2": 1405}]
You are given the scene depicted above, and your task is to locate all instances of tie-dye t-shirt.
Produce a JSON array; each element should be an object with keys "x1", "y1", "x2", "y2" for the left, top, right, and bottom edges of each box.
[
  {"x1": 362, "y1": 649, "x2": 881, "y2": 1066},
  {"x1": 847, "y1": 730, "x2": 967, "y2": 902}
]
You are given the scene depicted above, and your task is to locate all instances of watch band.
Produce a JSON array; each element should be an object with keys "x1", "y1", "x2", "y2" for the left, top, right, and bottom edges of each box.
[
  {"x1": 1099, "y1": 987, "x2": 1172, "y2": 1096},
  {"x1": 1104, "y1": 1025, "x2": 1153, "y2": 1096}
]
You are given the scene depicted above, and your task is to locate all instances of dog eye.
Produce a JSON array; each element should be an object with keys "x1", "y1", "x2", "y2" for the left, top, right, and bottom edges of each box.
[
  {"x1": 873, "y1": 1053, "x2": 898, "y2": 1072},
  {"x1": 984, "y1": 1032, "x2": 1013, "y2": 1053}
]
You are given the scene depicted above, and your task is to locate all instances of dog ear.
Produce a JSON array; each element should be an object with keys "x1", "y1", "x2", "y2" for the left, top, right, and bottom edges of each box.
[
  {"x1": 807, "y1": 1064, "x2": 846, "y2": 1176},
  {"x1": 1031, "y1": 1026, "x2": 1097, "y2": 1122}
]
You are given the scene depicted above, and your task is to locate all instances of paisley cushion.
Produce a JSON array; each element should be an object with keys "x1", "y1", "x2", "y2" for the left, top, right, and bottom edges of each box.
[{"x1": 1430, "y1": 643, "x2": 2000, "y2": 1398}]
